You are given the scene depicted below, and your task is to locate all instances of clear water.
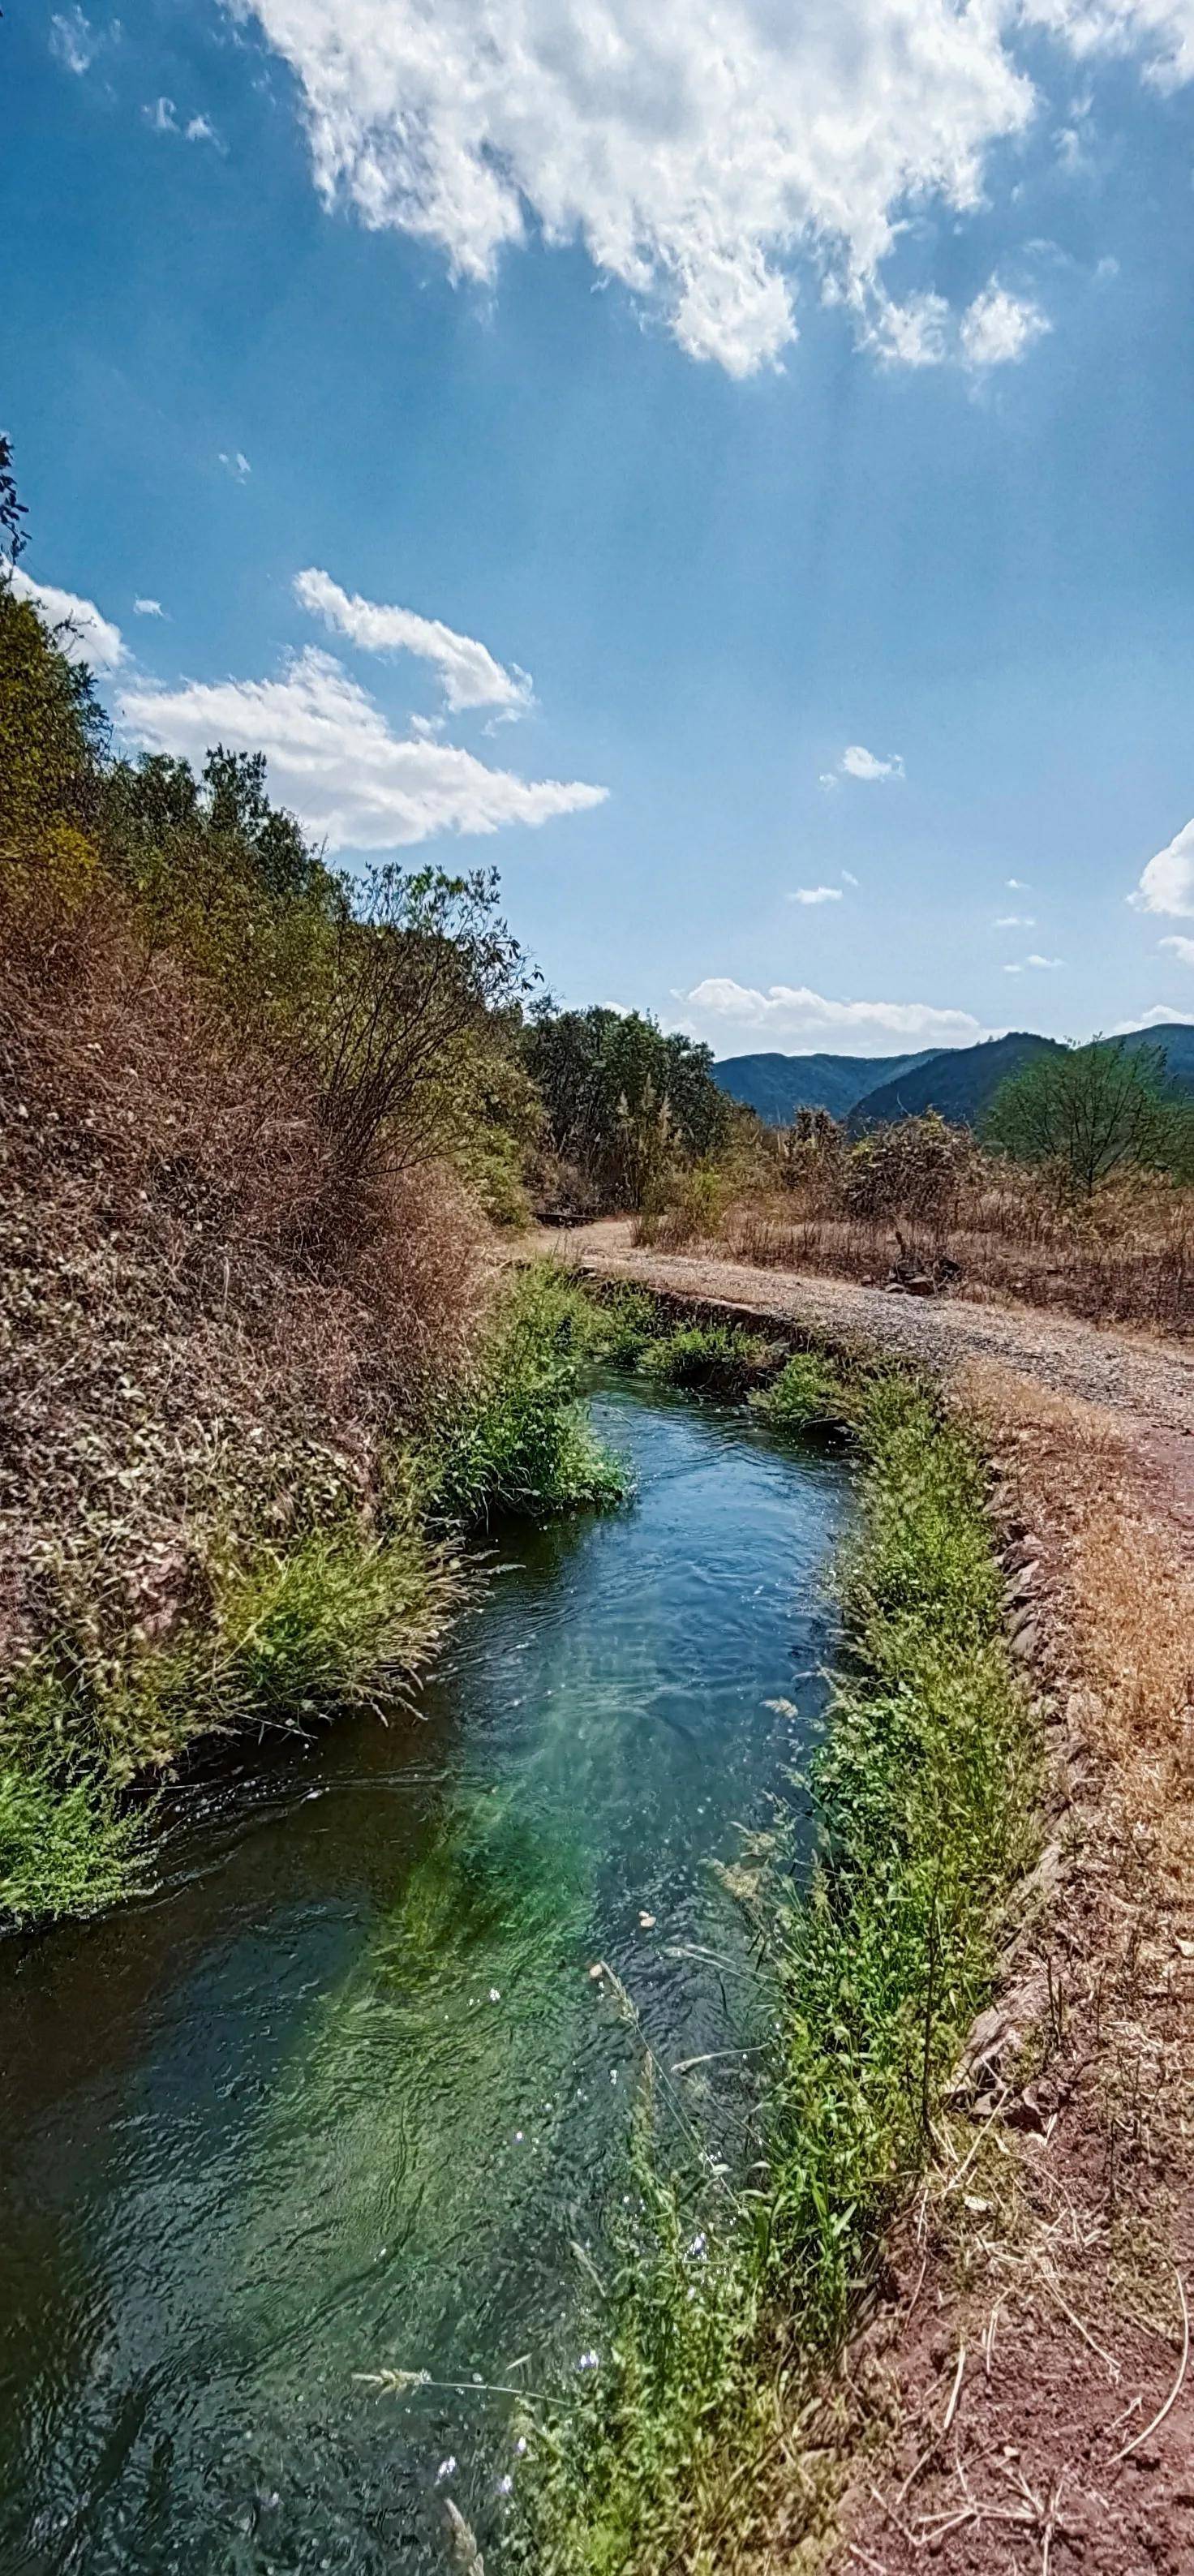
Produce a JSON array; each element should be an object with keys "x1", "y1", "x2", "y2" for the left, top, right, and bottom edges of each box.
[{"x1": 0, "y1": 1381, "x2": 848, "y2": 2576}]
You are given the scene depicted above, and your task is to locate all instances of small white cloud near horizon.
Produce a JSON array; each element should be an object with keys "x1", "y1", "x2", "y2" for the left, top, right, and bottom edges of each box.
[
  {"x1": 294, "y1": 567, "x2": 535, "y2": 716},
  {"x1": 134, "y1": 596, "x2": 165, "y2": 618},
  {"x1": 1160, "y1": 935, "x2": 1194, "y2": 967},
  {"x1": 788, "y1": 885, "x2": 843, "y2": 906},
  {"x1": 10, "y1": 566, "x2": 125, "y2": 672},
  {"x1": 1003, "y1": 952, "x2": 1063, "y2": 973},
  {"x1": 1111, "y1": 1003, "x2": 1194, "y2": 1032},
  {"x1": 118, "y1": 646, "x2": 606, "y2": 851},
  {"x1": 49, "y1": 7, "x2": 97, "y2": 74},
  {"x1": 217, "y1": 451, "x2": 251, "y2": 482},
  {"x1": 1131, "y1": 817, "x2": 1194, "y2": 917},
  {"x1": 1006, "y1": 876, "x2": 1030, "y2": 889},
  {"x1": 960, "y1": 284, "x2": 1050, "y2": 368},
  {"x1": 995, "y1": 912, "x2": 1036, "y2": 928},
  {"x1": 678, "y1": 977, "x2": 990, "y2": 1054},
  {"x1": 821, "y1": 744, "x2": 904, "y2": 788}
]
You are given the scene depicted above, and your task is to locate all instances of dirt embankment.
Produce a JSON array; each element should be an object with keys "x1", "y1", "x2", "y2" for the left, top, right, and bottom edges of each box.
[{"x1": 556, "y1": 1223, "x2": 1194, "y2": 2576}]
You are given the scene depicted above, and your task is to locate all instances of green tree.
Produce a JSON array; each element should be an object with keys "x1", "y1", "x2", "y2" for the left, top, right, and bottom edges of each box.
[
  {"x1": 524, "y1": 1003, "x2": 728, "y2": 1208},
  {"x1": 984, "y1": 1037, "x2": 1192, "y2": 1194}
]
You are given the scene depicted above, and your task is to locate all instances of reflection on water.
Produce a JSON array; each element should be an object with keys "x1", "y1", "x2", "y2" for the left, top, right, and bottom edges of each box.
[{"x1": 0, "y1": 1382, "x2": 848, "y2": 2575}]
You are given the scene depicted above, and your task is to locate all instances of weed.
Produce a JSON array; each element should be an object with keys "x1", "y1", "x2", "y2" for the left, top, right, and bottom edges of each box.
[
  {"x1": 638, "y1": 1321, "x2": 779, "y2": 1393},
  {"x1": 750, "y1": 1350, "x2": 853, "y2": 1429},
  {"x1": 418, "y1": 1264, "x2": 629, "y2": 1526}
]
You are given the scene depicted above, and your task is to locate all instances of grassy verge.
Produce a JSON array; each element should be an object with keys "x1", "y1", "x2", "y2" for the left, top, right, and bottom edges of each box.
[
  {"x1": 513, "y1": 1350, "x2": 1041, "y2": 2576},
  {"x1": 0, "y1": 1262, "x2": 628, "y2": 1931}
]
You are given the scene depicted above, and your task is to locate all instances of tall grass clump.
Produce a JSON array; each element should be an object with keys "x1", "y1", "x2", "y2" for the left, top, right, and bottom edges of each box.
[
  {"x1": 638, "y1": 1320, "x2": 780, "y2": 1393},
  {"x1": 419, "y1": 1262, "x2": 629, "y2": 1526},
  {"x1": 516, "y1": 1369, "x2": 1040, "y2": 2576}
]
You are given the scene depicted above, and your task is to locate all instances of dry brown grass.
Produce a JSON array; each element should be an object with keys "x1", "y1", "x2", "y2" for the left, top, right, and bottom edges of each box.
[
  {"x1": 0, "y1": 866, "x2": 492, "y2": 1685},
  {"x1": 638, "y1": 1121, "x2": 1194, "y2": 1334}
]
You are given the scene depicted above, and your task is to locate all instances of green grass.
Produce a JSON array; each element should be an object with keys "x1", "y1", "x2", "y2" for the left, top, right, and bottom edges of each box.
[
  {"x1": 637, "y1": 1320, "x2": 780, "y2": 1393},
  {"x1": 418, "y1": 1262, "x2": 629, "y2": 1526},
  {"x1": 513, "y1": 1366, "x2": 1041, "y2": 2575},
  {"x1": 0, "y1": 1263, "x2": 630, "y2": 1931},
  {"x1": 749, "y1": 1349, "x2": 855, "y2": 1430}
]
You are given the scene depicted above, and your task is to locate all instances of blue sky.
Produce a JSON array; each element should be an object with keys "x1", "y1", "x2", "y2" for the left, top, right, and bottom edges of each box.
[{"x1": 7, "y1": 0, "x2": 1194, "y2": 1054}]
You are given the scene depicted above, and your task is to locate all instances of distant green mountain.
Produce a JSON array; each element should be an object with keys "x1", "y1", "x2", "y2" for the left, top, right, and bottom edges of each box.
[
  {"x1": 713, "y1": 1048, "x2": 940, "y2": 1125},
  {"x1": 715, "y1": 1022, "x2": 1194, "y2": 1136},
  {"x1": 848, "y1": 1031, "x2": 1061, "y2": 1131}
]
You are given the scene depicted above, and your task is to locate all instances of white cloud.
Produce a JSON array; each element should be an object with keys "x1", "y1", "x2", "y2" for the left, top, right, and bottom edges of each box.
[
  {"x1": 230, "y1": 0, "x2": 1194, "y2": 376},
  {"x1": 134, "y1": 596, "x2": 165, "y2": 618},
  {"x1": 1131, "y1": 816, "x2": 1194, "y2": 916},
  {"x1": 839, "y1": 743, "x2": 904, "y2": 782},
  {"x1": 218, "y1": 450, "x2": 251, "y2": 481},
  {"x1": 1006, "y1": 875, "x2": 1030, "y2": 888},
  {"x1": 294, "y1": 567, "x2": 534, "y2": 715},
  {"x1": 185, "y1": 114, "x2": 221, "y2": 145},
  {"x1": 1003, "y1": 952, "x2": 1064, "y2": 972},
  {"x1": 49, "y1": 7, "x2": 97, "y2": 74},
  {"x1": 788, "y1": 884, "x2": 843, "y2": 906},
  {"x1": 995, "y1": 912, "x2": 1036, "y2": 927},
  {"x1": 9, "y1": 566, "x2": 125, "y2": 672},
  {"x1": 1160, "y1": 934, "x2": 1194, "y2": 966},
  {"x1": 234, "y1": 0, "x2": 1042, "y2": 377},
  {"x1": 117, "y1": 647, "x2": 606, "y2": 850},
  {"x1": 1112, "y1": 1002, "x2": 1194, "y2": 1030},
  {"x1": 841, "y1": 868, "x2": 860, "y2": 887},
  {"x1": 678, "y1": 977, "x2": 989, "y2": 1053},
  {"x1": 960, "y1": 283, "x2": 1050, "y2": 367},
  {"x1": 145, "y1": 96, "x2": 179, "y2": 131}
]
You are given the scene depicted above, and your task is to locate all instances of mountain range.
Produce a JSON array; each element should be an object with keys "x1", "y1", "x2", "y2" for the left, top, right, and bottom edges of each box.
[{"x1": 714, "y1": 1024, "x2": 1194, "y2": 1131}]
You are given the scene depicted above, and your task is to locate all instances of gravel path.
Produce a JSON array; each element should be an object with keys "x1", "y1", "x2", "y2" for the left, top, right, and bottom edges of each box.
[{"x1": 552, "y1": 1220, "x2": 1194, "y2": 1438}]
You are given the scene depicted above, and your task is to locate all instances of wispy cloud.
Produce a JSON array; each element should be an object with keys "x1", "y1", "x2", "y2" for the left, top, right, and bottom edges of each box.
[
  {"x1": 1006, "y1": 876, "x2": 1030, "y2": 890},
  {"x1": 49, "y1": 6, "x2": 97, "y2": 75},
  {"x1": 995, "y1": 912, "x2": 1036, "y2": 928},
  {"x1": 1003, "y1": 952, "x2": 1063, "y2": 972},
  {"x1": 678, "y1": 977, "x2": 989, "y2": 1052},
  {"x1": 217, "y1": 451, "x2": 251, "y2": 482},
  {"x1": 118, "y1": 648, "x2": 605, "y2": 851},
  {"x1": 9, "y1": 566, "x2": 125, "y2": 672},
  {"x1": 1160, "y1": 934, "x2": 1194, "y2": 967},
  {"x1": 134, "y1": 596, "x2": 165, "y2": 618},
  {"x1": 788, "y1": 884, "x2": 844, "y2": 906},
  {"x1": 294, "y1": 567, "x2": 534, "y2": 715},
  {"x1": 1130, "y1": 816, "x2": 1194, "y2": 917},
  {"x1": 145, "y1": 97, "x2": 223, "y2": 146}
]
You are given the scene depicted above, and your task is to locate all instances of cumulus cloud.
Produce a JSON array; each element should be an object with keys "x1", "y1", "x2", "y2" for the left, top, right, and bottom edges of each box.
[
  {"x1": 118, "y1": 647, "x2": 606, "y2": 850},
  {"x1": 230, "y1": 0, "x2": 1194, "y2": 375},
  {"x1": 788, "y1": 885, "x2": 843, "y2": 906},
  {"x1": 294, "y1": 568, "x2": 534, "y2": 715},
  {"x1": 1131, "y1": 816, "x2": 1194, "y2": 916},
  {"x1": 233, "y1": 0, "x2": 1044, "y2": 376},
  {"x1": 959, "y1": 283, "x2": 1050, "y2": 367},
  {"x1": 821, "y1": 743, "x2": 905, "y2": 785},
  {"x1": 678, "y1": 977, "x2": 989, "y2": 1052},
  {"x1": 9, "y1": 566, "x2": 125, "y2": 672},
  {"x1": 49, "y1": 6, "x2": 97, "y2": 74},
  {"x1": 1003, "y1": 952, "x2": 1064, "y2": 972},
  {"x1": 1160, "y1": 934, "x2": 1194, "y2": 965}
]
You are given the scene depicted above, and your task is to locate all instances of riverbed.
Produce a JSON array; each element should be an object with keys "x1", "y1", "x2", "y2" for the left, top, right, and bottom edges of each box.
[{"x1": 0, "y1": 1380, "x2": 848, "y2": 2576}]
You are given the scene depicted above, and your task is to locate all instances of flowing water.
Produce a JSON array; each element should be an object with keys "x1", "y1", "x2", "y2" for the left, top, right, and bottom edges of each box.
[{"x1": 0, "y1": 1380, "x2": 849, "y2": 2576}]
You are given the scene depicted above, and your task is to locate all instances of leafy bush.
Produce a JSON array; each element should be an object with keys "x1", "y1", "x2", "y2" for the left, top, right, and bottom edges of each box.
[
  {"x1": 985, "y1": 1036, "x2": 1194, "y2": 1194},
  {"x1": 750, "y1": 1349, "x2": 852, "y2": 1428}
]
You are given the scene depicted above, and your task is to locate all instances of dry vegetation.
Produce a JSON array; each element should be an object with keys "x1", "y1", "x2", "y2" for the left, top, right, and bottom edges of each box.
[
  {"x1": 835, "y1": 1368, "x2": 1194, "y2": 2575},
  {"x1": 637, "y1": 1111, "x2": 1194, "y2": 1335}
]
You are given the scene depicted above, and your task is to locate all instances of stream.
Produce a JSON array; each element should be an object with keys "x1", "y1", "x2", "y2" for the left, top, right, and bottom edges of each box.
[{"x1": 0, "y1": 1379, "x2": 849, "y2": 2576}]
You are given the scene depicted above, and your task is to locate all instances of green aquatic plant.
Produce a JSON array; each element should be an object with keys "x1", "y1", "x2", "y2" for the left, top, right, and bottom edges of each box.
[{"x1": 517, "y1": 1367, "x2": 1041, "y2": 2576}]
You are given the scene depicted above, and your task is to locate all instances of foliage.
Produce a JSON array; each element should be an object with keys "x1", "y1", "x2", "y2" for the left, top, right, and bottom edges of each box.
[
  {"x1": 984, "y1": 1036, "x2": 1194, "y2": 1195},
  {"x1": 0, "y1": 1756, "x2": 149, "y2": 1927},
  {"x1": 417, "y1": 1262, "x2": 629, "y2": 1526},
  {"x1": 526, "y1": 1004, "x2": 730, "y2": 1211},
  {"x1": 0, "y1": 569, "x2": 109, "y2": 868},
  {"x1": 518, "y1": 1370, "x2": 1039, "y2": 2575},
  {"x1": 750, "y1": 1348, "x2": 853, "y2": 1428},
  {"x1": 0, "y1": 430, "x2": 28, "y2": 562},
  {"x1": 638, "y1": 1319, "x2": 778, "y2": 1392}
]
